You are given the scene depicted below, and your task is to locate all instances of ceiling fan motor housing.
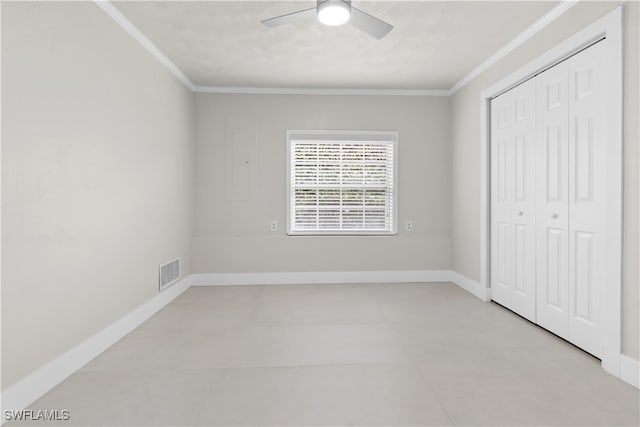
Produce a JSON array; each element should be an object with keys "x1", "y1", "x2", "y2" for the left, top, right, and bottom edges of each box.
[
  {"x1": 317, "y1": 0, "x2": 352, "y2": 26},
  {"x1": 261, "y1": 0, "x2": 392, "y2": 39}
]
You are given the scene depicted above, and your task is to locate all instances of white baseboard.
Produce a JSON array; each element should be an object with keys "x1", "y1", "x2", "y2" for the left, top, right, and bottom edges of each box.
[
  {"x1": 448, "y1": 271, "x2": 491, "y2": 301},
  {"x1": 187, "y1": 270, "x2": 492, "y2": 302},
  {"x1": 0, "y1": 279, "x2": 190, "y2": 421},
  {"x1": 186, "y1": 270, "x2": 453, "y2": 286},
  {"x1": 620, "y1": 354, "x2": 640, "y2": 389}
]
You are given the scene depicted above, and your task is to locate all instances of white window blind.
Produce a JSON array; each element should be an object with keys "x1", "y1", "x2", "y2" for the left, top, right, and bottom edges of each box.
[{"x1": 287, "y1": 131, "x2": 397, "y2": 235}]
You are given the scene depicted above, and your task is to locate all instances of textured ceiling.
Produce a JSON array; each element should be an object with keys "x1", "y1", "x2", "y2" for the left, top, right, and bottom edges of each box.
[{"x1": 113, "y1": 1, "x2": 559, "y2": 90}]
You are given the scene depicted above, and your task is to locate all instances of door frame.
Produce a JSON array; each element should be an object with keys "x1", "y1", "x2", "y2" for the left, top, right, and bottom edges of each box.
[{"x1": 479, "y1": 7, "x2": 623, "y2": 376}]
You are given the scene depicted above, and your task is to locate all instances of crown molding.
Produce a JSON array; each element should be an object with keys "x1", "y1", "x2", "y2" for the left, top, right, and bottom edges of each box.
[
  {"x1": 94, "y1": 0, "x2": 196, "y2": 91},
  {"x1": 96, "y1": 0, "x2": 577, "y2": 97},
  {"x1": 94, "y1": 0, "x2": 445, "y2": 97},
  {"x1": 194, "y1": 86, "x2": 449, "y2": 96},
  {"x1": 448, "y1": 0, "x2": 579, "y2": 95}
]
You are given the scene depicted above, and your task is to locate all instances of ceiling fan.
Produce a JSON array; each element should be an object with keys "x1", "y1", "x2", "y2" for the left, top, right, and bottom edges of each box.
[{"x1": 261, "y1": 0, "x2": 393, "y2": 40}]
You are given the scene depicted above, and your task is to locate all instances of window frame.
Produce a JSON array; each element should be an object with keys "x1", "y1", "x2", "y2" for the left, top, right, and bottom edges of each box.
[{"x1": 286, "y1": 130, "x2": 398, "y2": 236}]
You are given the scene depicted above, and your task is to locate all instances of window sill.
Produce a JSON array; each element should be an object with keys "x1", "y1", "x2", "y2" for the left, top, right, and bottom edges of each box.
[{"x1": 287, "y1": 231, "x2": 398, "y2": 236}]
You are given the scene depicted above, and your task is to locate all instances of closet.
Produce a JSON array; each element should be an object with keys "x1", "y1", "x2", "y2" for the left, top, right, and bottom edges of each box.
[{"x1": 490, "y1": 40, "x2": 606, "y2": 358}]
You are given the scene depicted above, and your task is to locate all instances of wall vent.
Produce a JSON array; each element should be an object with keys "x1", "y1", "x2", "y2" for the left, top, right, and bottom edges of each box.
[{"x1": 159, "y1": 258, "x2": 180, "y2": 291}]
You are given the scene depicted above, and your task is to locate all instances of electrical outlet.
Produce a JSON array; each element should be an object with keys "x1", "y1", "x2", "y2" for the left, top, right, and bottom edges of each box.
[
  {"x1": 270, "y1": 220, "x2": 278, "y2": 232},
  {"x1": 405, "y1": 221, "x2": 413, "y2": 232}
]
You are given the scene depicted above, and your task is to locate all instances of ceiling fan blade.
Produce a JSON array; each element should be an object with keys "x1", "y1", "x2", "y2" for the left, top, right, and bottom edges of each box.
[
  {"x1": 349, "y1": 7, "x2": 393, "y2": 39},
  {"x1": 261, "y1": 7, "x2": 317, "y2": 28}
]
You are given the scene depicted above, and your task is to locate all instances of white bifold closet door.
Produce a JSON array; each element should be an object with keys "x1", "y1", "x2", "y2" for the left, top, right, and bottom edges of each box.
[
  {"x1": 535, "y1": 58, "x2": 570, "y2": 339},
  {"x1": 491, "y1": 78, "x2": 537, "y2": 322},
  {"x1": 491, "y1": 41, "x2": 606, "y2": 357},
  {"x1": 537, "y1": 41, "x2": 606, "y2": 357}
]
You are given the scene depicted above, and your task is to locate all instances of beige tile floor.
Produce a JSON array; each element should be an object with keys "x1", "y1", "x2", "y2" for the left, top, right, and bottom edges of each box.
[{"x1": 13, "y1": 282, "x2": 640, "y2": 426}]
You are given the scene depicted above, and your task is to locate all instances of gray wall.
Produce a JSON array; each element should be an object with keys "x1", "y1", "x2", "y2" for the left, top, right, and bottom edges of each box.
[
  {"x1": 1, "y1": 2, "x2": 195, "y2": 388},
  {"x1": 450, "y1": 2, "x2": 639, "y2": 358},
  {"x1": 193, "y1": 94, "x2": 451, "y2": 273}
]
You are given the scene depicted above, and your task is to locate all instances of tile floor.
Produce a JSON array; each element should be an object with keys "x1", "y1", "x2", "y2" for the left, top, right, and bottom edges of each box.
[{"x1": 12, "y1": 282, "x2": 640, "y2": 426}]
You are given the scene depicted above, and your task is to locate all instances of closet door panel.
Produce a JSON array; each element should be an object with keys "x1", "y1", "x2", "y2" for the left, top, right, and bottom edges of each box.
[
  {"x1": 510, "y1": 81, "x2": 536, "y2": 320},
  {"x1": 535, "y1": 61, "x2": 570, "y2": 339},
  {"x1": 491, "y1": 78, "x2": 536, "y2": 321},
  {"x1": 567, "y1": 41, "x2": 605, "y2": 357},
  {"x1": 491, "y1": 95, "x2": 514, "y2": 308}
]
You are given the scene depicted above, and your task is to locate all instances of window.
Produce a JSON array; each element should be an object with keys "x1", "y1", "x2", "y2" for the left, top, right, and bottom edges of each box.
[{"x1": 287, "y1": 131, "x2": 398, "y2": 235}]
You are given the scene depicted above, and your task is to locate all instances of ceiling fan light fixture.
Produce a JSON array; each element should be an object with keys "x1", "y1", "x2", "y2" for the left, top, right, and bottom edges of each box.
[
  {"x1": 317, "y1": 0, "x2": 351, "y2": 26},
  {"x1": 261, "y1": 0, "x2": 392, "y2": 39}
]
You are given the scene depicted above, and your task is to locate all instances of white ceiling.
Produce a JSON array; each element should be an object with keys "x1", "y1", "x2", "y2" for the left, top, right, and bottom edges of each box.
[{"x1": 113, "y1": 1, "x2": 559, "y2": 90}]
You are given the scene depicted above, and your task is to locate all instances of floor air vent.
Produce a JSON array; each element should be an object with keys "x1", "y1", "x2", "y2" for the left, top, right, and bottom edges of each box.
[{"x1": 159, "y1": 258, "x2": 180, "y2": 291}]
